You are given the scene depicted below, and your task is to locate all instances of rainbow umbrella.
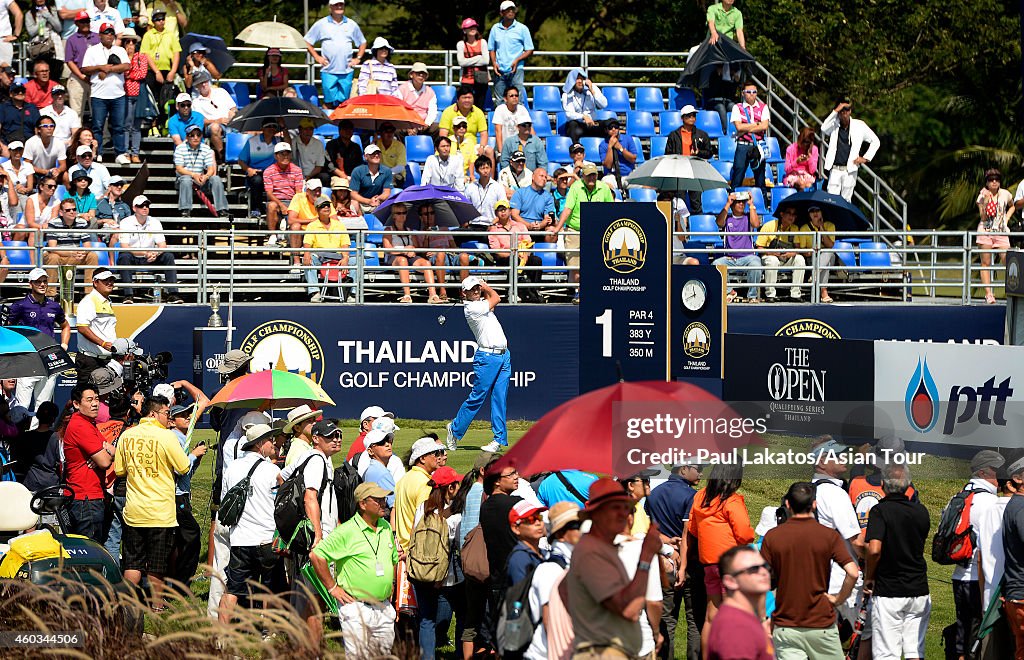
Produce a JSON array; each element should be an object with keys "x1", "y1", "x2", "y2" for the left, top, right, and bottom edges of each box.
[{"x1": 209, "y1": 369, "x2": 335, "y2": 409}]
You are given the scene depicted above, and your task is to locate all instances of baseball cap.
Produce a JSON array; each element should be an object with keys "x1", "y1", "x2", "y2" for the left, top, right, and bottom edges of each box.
[
  {"x1": 430, "y1": 466, "x2": 464, "y2": 487},
  {"x1": 176, "y1": 92, "x2": 192, "y2": 104},
  {"x1": 98, "y1": 23, "x2": 116, "y2": 34},
  {"x1": 152, "y1": 383, "x2": 176, "y2": 402},
  {"x1": 451, "y1": 115, "x2": 468, "y2": 127},
  {"x1": 494, "y1": 199, "x2": 510, "y2": 211},
  {"x1": 298, "y1": 117, "x2": 315, "y2": 129},
  {"x1": 132, "y1": 194, "x2": 150, "y2": 207},
  {"x1": 509, "y1": 500, "x2": 546, "y2": 524},
  {"x1": 810, "y1": 438, "x2": 847, "y2": 462},
  {"x1": 680, "y1": 104, "x2": 698, "y2": 115},
  {"x1": 510, "y1": 150, "x2": 526, "y2": 162},
  {"x1": 461, "y1": 275, "x2": 484, "y2": 291},
  {"x1": 74, "y1": 10, "x2": 89, "y2": 21},
  {"x1": 218, "y1": 349, "x2": 251, "y2": 374},
  {"x1": 9, "y1": 83, "x2": 25, "y2": 93},
  {"x1": 410, "y1": 62, "x2": 428, "y2": 74},
  {"x1": 260, "y1": 118, "x2": 280, "y2": 129},
  {"x1": 75, "y1": 145, "x2": 93, "y2": 157},
  {"x1": 364, "y1": 143, "x2": 381, "y2": 156},
  {"x1": 314, "y1": 195, "x2": 332, "y2": 209},
  {"x1": 580, "y1": 162, "x2": 599, "y2": 177},
  {"x1": 7, "y1": 141, "x2": 23, "y2": 151},
  {"x1": 359, "y1": 405, "x2": 391, "y2": 422},
  {"x1": 306, "y1": 178, "x2": 323, "y2": 191},
  {"x1": 807, "y1": 205, "x2": 822, "y2": 212},
  {"x1": 971, "y1": 449, "x2": 1005, "y2": 474},
  {"x1": 51, "y1": 85, "x2": 65, "y2": 95},
  {"x1": 27, "y1": 267, "x2": 46, "y2": 281},
  {"x1": 267, "y1": 47, "x2": 282, "y2": 57},
  {"x1": 185, "y1": 125, "x2": 203, "y2": 135},
  {"x1": 169, "y1": 403, "x2": 195, "y2": 418},
  {"x1": 500, "y1": 1, "x2": 517, "y2": 10},
  {"x1": 517, "y1": 117, "x2": 533, "y2": 126},
  {"x1": 409, "y1": 437, "x2": 443, "y2": 465},
  {"x1": 311, "y1": 419, "x2": 342, "y2": 438},
  {"x1": 371, "y1": 416, "x2": 399, "y2": 434},
  {"x1": 151, "y1": 10, "x2": 167, "y2": 20},
  {"x1": 107, "y1": 175, "x2": 126, "y2": 186},
  {"x1": 569, "y1": 142, "x2": 586, "y2": 154},
  {"x1": 329, "y1": 0, "x2": 346, "y2": 5},
  {"x1": 547, "y1": 501, "x2": 581, "y2": 536},
  {"x1": 274, "y1": 142, "x2": 292, "y2": 153},
  {"x1": 189, "y1": 43, "x2": 210, "y2": 54},
  {"x1": 191, "y1": 70, "x2": 212, "y2": 86},
  {"x1": 755, "y1": 505, "x2": 779, "y2": 536},
  {"x1": 92, "y1": 269, "x2": 116, "y2": 281},
  {"x1": 605, "y1": 118, "x2": 621, "y2": 129},
  {"x1": 364, "y1": 429, "x2": 394, "y2": 447},
  {"x1": 354, "y1": 482, "x2": 392, "y2": 501}
]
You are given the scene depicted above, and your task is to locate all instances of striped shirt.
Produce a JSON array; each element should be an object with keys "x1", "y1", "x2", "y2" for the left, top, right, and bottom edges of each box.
[
  {"x1": 173, "y1": 142, "x2": 215, "y2": 174},
  {"x1": 263, "y1": 162, "x2": 304, "y2": 203},
  {"x1": 357, "y1": 60, "x2": 401, "y2": 97}
]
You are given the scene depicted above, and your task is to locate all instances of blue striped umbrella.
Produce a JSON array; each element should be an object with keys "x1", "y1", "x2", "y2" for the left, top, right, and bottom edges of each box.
[{"x1": 0, "y1": 326, "x2": 73, "y2": 378}]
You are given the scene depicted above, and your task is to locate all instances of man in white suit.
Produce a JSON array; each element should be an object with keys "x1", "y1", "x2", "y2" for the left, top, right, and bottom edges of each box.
[{"x1": 822, "y1": 99, "x2": 880, "y2": 202}]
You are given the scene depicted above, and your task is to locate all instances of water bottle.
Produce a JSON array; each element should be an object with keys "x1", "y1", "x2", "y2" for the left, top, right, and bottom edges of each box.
[
  {"x1": 153, "y1": 275, "x2": 162, "y2": 304},
  {"x1": 505, "y1": 600, "x2": 524, "y2": 636}
]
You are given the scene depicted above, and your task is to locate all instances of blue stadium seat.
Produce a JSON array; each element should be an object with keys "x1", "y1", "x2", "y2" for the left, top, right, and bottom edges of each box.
[
  {"x1": 736, "y1": 187, "x2": 768, "y2": 215},
  {"x1": 83, "y1": 241, "x2": 114, "y2": 267},
  {"x1": 295, "y1": 84, "x2": 319, "y2": 106},
  {"x1": 626, "y1": 111, "x2": 656, "y2": 138},
  {"x1": 670, "y1": 87, "x2": 698, "y2": 110},
  {"x1": 405, "y1": 135, "x2": 435, "y2": 163},
  {"x1": 433, "y1": 85, "x2": 456, "y2": 110},
  {"x1": 314, "y1": 123, "x2": 339, "y2": 139},
  {"x1": 228, "y1": 82, "x2": 252, "y2": 108},
  {"x1": 554, "y1": 112, "x2": 569, "y2": 135},
  {"x1": 531, "y1": 86, "x2": 563, "y2": 113},
  {"x1": 54, "y1": 184, "x2": 67, "y2": 201},
  {"x1": 634, "y1": 87, "x2": 665, "y2": 113},
  {"x1": 770, "y1": 187, "x2": 797, "y2": 214},
  {"x1": 688, "y1": 214, "x2": 722, "y2": 245},
  {"x1": 717, "y1": 136, "x2": 736, "y2": 162},
  {"x1": 580, "y1": 137, "x2": 603, "y2": 162},
  {"x1": 225, "y1": 132, "x2": 247, "y2": 163},
  {"x1": 365, "y1": 214, "x2": 385, "y2": 245},
  {"x1": 533, "y1": 242, "x2": 566, "y2": 273},
  {"x1": 833, "y1": 241, "x2": 857, "y2": 267},
  {"x1": 696, "y1": 110, "x2": 725, "y2": 139},
  {"x1": 546, "y1": 162, "x2": 564, "y2": 176},
  {"x1": 530, "y1": 110, "x2": 553, "y2": 137},
  {"x1": 405, "y1": 162, "x2": 422, "y2": 186},
  {"x1": 766, "y1": 137, "x2": 784, "y2": 164},
  {"x1": 602, "y1": 86, "x2": 631, "y2": 113},
  {"x1": 649, "y1": 136, "x2": 668, "y2": 158},
  {"x1": 860, "y1": 242, "x2": 892, "y2": 268},
  {"x1": 629, "y1": 188, "x2": 657, "y2": 203},
  {"x1": 547, "y1": 136, "x2": 572, "y2": 163},
  {"x1": 710, "y1": 160, "x2": 732, "y2": 182},
  {"x1": 630, "y1": 136, "x2": 645, "y2": 163},
  {"x1": 701, "y1": 189, "x2": 729, "y2": 215},
  {"x1": 659, "y1": 111, "x2": 682, "y2": 136},
  {"x1": 2, "y1": 241, "x2": 32, "y2": 268}
]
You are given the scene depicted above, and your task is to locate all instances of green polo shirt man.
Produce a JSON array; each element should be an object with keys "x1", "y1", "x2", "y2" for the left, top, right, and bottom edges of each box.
[
  {"x1": 707, "y1": 0, "x2": 746, "y2": 50},
  {"x1": 311, "y1": 481, "x2": 400, "y2": 656},
  {"x1": 552, "y1": 162, "x2": 615, "y2": 296}
]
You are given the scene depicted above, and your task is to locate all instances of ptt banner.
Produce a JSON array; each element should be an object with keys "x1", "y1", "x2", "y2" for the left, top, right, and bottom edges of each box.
[{"x1": 873, "y1": 341, "x2": 1024, "y2": 448}]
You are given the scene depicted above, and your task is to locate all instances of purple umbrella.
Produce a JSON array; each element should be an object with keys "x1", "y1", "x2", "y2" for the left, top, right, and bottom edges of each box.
[{"x1": 374, "y1": 185, "x2": 482, "y2": 229}]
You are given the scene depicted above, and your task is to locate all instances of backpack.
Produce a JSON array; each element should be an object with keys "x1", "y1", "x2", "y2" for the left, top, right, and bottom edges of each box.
[
  {"x1": 461, "y1": 525, "x2": 490, "y2": 582},
  {"x1": 407, "y1": 511, "x2": 451, "y2": 583},
  {"x1": 218, "y1": 459, "x2": 263, "y2": 526},
  {"x1": 332, "y1": 460, "x2": 363, "y2": 524},
  {"x1": 774, "y1": 478, "x2": 837, "y2": 526},
  {"x1": 496, "y1": 552, "x2": 550, "y2": 658},
  {"x1": 932, "y1": 487, "x2": 977, "y2": 566},
  {"x1": 274, "y1": 453, "x2": 328, "y2": 551}
]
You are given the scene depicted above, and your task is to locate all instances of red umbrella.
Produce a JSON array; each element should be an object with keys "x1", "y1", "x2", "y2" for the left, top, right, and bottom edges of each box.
[
  {"x1": 329, "y1": 94, "x2": 426, "y2": 131},
  {"x1": 495, "y1": 381, "x2": 762, "y2": 479}
]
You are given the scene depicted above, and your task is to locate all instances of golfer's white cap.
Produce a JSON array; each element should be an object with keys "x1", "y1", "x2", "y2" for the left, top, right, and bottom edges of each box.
[
  {"x1": 176, "y1": 92, "x2": 192, "y2": 104},
  {"x1": 28, "y1": 267, "x2": 46, "y2": 281},
  {"x1": 76, "y1": 145, "x2": 92, "y2": 156},
  {"x1": 274, "y1": 142, "x2": 292, "y2": 153},
  {"x1": 133, "y1": 194, "x2": 150, "y2": 207},
  {"x1": 679, "y1": 104, "x2": 698, "y2": 116},
  {"x1": 461, "y1": 276, "x2": 484, "y2": 291}
]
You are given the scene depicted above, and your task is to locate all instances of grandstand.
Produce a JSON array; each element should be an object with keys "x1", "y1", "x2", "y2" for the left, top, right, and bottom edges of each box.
[{"x1": 7, "y1": 48, "x2": 1005, "y2": 305}]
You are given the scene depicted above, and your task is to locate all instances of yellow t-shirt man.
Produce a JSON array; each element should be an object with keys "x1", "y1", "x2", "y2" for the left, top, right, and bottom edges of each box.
[
  {"x1": 797, "y1": 221, "x2": 836, "y2": 249},
  {"x1": 139, "y1": 24, "x2": 181, "y2": 72},
  {"x1": 755, "y1": 219, "x2": 803, "y2": 249},
  {"x1": 288, "y1": 192, "x2": 320, "y2": 223},
  {"x1": 303, "y1": 217, "x2": 352, "y2": 251},
  {"x1": 114, "y1": 417, "x2": 190, "y2": 527},
  {"x1": 393, "y1": 465, "x2": 432, "y2": 547}
]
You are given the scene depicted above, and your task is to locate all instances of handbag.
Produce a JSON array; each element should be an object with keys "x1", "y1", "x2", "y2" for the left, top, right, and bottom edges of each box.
[
  {"x1": 473, "y1": 69, "x2": 490, "y2": 85},
  {"x1": 27, "y1": 36, "x2": 55, "y2": 59}
]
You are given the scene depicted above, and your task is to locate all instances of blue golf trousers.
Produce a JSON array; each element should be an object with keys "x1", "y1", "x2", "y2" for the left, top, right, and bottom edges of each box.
[{"x1": 452, "y1": 349, "x2": 511, "y2": 446}]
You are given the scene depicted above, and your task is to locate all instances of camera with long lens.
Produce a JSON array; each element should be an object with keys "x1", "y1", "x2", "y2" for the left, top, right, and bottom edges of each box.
[{"x1": 121, "y1": 351, "x2": 173, "y2": 396}]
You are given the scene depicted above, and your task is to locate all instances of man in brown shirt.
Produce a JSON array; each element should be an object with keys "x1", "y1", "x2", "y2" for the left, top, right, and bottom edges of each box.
[{"x1": 761, "y1": 481, "x2": 859, "y2": 659}]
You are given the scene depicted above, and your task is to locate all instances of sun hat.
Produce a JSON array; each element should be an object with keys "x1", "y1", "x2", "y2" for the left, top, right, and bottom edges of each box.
[
  {"x1": 89, "y1": 367, "x2": 122, "y2": 395},
  {"x1": 354, "y1": 482, "x2": 392, "y2": 501},
  {"x1": 580, "y1": 477, "x2": 631, "y2": 518},
  {"x1": 283, "y1": 404, "x2": 323, "y2": 433},
  {"x1": 331, "y1": 176, "x2": 350, "y2": 190},
  {"x1": 409, "y1": 437, "x2": 443, "y2": 466},
  {"x1": 218, "y1": 349, "x2": 251, "y2": 375},
  {"x1": 547, "y1": 501, "x2": 581, "y2": 536},
  {"x1": 241, "y1": 423, "x2": 276, "y2": 451},
  {"x1": 370, "y1": 37, "x2": 394, "y2": 54}
]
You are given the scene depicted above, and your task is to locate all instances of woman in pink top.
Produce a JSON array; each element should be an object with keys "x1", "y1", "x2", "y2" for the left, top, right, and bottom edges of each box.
[
  {"x1": 976, "y1": 167, "x2": 1015, "y2": 304},
  {"x1": 456, "y1": 18, "x2": 490, "y2": 110},
  {"x1": 783, "y1": 127, "x2": 818, "y2": 191}
]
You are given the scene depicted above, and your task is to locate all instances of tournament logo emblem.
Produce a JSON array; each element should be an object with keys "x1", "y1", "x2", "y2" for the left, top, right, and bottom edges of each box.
[
  {"x1": 241, "y1": 320, "x2": 325, "y2": 384},
  {"x1": 602, "y1": 219, "x2": 647, "y2": 274},
  {"x1": 775, "y1": 318, "x2": 842, "y2": 339},
  {"x1": 682, "y1": 322, "x2": 711, "y2": 359},
  {"x1": 905, "y1": 357, "x2": 940, "y2": 433}
]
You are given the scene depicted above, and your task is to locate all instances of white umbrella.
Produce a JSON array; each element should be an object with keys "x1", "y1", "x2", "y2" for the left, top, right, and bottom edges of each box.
[
  {"x1": 628, "y1": 155, "x2": 729, "y2": 192},
  {"x1": 236, "y1": 20, "x2": 308, "y2": 50}
]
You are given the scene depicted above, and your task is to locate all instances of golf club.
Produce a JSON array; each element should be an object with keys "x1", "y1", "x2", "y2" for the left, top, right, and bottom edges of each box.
[{"x1": 436, "y1": 297, "x2": 460, "y2": 326}]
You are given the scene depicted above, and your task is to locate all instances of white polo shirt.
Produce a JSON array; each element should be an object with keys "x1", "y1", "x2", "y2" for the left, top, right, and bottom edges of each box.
[
  {"x1": 222, "y1": 452, "x2": 281, "y2": 546},
  {"x1": 75, "y1": 289, "x2": 116, "y2": 357},
  {"x1": 192, "y1": 86, "x2": 236, "y2": 123},
  {"x1": 464, "y1": 299, "x2": 507, "y2": 350},
  {"x1": 81, "y1": 42, "x2": 128, "y2": 99},
  {"x1": 952, "y1": 478, "x2": 998, "y2": 582},
  {"x1": 812, "y1": 473, "x2": 862, "y2": 594},
  {"x1": 117, "y1": 215, "x2": 167, "y2": 250}
]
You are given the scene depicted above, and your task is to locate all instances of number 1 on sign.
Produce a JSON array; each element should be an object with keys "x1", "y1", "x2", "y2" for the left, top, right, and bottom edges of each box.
[{"x1": 596, "y1": 309, "x2": 612, "y2": 357}]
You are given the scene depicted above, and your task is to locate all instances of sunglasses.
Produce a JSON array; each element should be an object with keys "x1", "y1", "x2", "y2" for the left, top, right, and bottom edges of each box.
[
  {"x1": 731, "y1": 562, "x2": 772, "y2": 577},
  {"x1": 517, "y1": 514, "x2": 543, "y2": 525},
  {"x1": 41, "y1": 183, "x2": 56, "y2": 189},
  {"x1": 742, "y1": 90, "x2": 758, "y2": 94},
  {"x1": 38, "y1": 123, "x2": 56, "y2": 128},
  {"x1": 135, "y1": 202, "x2": 151, "y2": 208}
]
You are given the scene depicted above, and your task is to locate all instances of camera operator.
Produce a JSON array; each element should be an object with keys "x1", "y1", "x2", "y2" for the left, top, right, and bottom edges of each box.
[
  {"x1": 8, "y1": 269, "x2": 71, "y2": 410},
  {"x1": 75, "y1": 270, "x2": 122, "y2": 388}
]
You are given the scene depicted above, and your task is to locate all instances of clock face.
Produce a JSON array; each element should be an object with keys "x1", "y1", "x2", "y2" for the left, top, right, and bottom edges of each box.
[{"x1": 682, "y1": 279, "x2": 707, "y2": 311}]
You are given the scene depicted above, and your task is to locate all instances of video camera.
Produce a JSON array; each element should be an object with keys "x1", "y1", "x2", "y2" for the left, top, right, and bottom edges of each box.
[{"x1": 121, "y1": 351, "x2": 173, "y2": 397}]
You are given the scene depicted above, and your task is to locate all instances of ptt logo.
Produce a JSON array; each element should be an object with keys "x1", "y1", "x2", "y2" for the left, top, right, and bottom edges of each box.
[{"x1": 905, "y1": 357, "x2": 1013, "y2": 435}]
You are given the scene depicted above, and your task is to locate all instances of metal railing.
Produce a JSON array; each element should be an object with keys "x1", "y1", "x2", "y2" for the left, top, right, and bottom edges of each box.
[{"x1": 0, "y1": 228, "x2": 1014, "y2": 306}]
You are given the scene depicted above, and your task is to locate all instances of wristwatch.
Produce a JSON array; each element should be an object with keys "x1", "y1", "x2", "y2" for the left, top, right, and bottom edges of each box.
[{"x1": 637, "y1": 560, "x2": 652, "y2": 572}]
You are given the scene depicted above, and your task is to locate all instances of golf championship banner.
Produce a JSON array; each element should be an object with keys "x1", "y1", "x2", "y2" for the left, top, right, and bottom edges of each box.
[
  {"x1": 723, "y1": 333, "x2": 875, "y2": 438},
  {"x1": 874, "y1": 341, "x2": 1024, "y2": 448}
]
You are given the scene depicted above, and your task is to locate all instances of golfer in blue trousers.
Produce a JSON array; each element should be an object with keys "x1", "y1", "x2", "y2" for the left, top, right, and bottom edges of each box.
[{"x1": 447, "y1": 276, "x2": 510, "y2": 453}]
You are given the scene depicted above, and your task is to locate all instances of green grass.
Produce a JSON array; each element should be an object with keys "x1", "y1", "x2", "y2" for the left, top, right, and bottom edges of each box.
[{"x1": 181, "y1": 422, "x2": 963, "y2": 658}]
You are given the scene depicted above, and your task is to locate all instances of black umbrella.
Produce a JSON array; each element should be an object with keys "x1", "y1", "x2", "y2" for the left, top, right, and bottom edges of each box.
[
  {"x1": 773, "y1": 189, "x2": 870, "y2": 233},
  {"x1": 226, "y1": 96, "x2": 331, "y2": 132},
  {"x1": 678, "y1": 36, "x2": 756, "y2": 89},
  {"x1": 0, "y1": 326, "x2": 73, "y2": 378},
  {"x1": 180, "y1": 33, "x2": 236, "y2": 78}
]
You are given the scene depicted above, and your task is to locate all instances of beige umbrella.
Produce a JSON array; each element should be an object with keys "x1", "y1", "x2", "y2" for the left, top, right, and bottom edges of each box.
[{"x1": 236, "y1": 20, "x2": 308, "y2": 50}]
